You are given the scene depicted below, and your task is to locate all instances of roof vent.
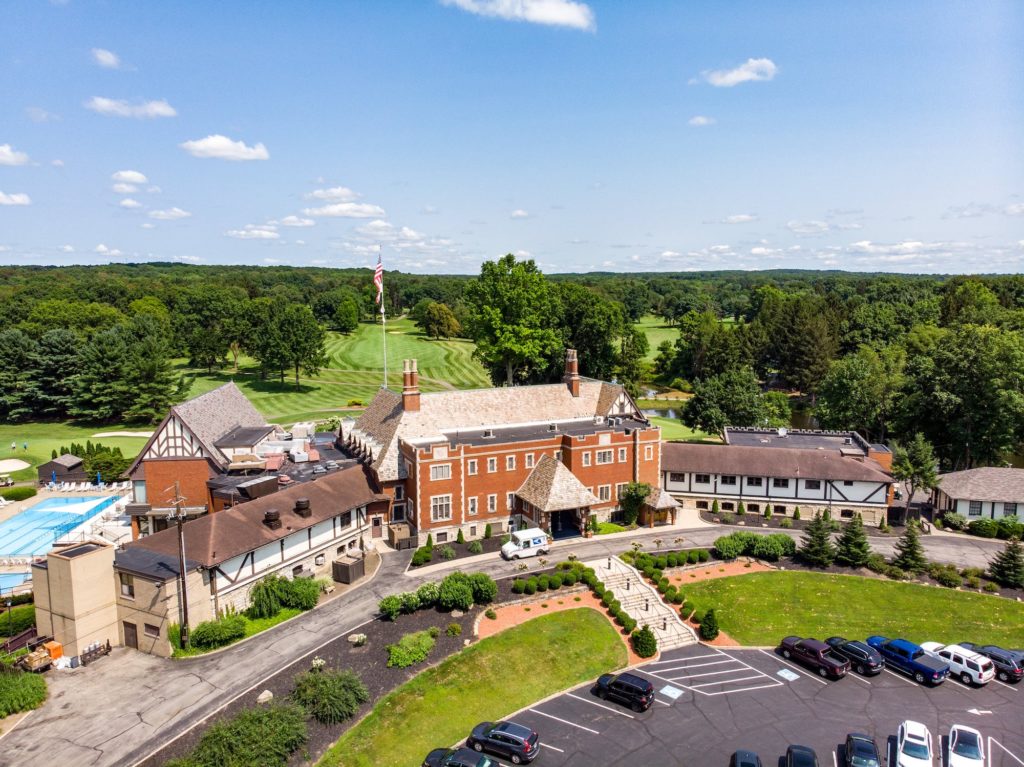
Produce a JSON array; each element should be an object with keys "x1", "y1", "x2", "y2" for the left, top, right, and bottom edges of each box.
[
  {"x1": 844, "y1": 437, "x2": 852, "y2": 445},
  {"x1": 294, "y1": 498, "x2": 311, "y2": 518},
  {"x1": 548, "y1": 423, "x2": 558, "y2": 432},
  {"x1": 263, "y1": 509, "x2": 282, "y2": 530},
  {"x1": 777, "y1": 427, "x2": 788, "y2": 438},
  {"x1": 482, "y1": 429, "x2": 494, "y2": 439}
]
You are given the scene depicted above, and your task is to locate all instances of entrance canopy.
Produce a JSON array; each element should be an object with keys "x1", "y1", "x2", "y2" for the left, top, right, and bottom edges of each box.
[{"x1": 516, "y1": 455, "x2": 600, "y2": 512}]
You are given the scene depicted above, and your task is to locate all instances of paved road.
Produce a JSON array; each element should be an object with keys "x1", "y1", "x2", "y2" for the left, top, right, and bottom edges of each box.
[{"x1": 0, "y1": 525, "x2": 1004, "y2": 767}]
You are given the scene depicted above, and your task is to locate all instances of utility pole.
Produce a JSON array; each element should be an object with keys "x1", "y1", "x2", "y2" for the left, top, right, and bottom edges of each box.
[{"x1": 167, "y1": 481, "x2": 191, "y2": 650}]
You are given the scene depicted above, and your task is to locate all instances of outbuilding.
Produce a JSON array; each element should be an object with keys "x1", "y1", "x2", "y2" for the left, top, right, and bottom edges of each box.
[{"x1": 37, "y1": 453, "x2": 88, "y2": 486}]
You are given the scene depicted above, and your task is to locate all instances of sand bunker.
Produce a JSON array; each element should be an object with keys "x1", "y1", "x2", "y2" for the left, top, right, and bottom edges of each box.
[
  {"x1": 0, "y1": 459, "x2": 30, "y2": 472},
  {"x1": 92, "y1": 431, "x2": 153, "y2": 438}
]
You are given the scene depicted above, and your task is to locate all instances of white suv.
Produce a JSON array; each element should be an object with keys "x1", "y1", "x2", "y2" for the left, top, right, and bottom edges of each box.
[
  {"x1": 921, "y1": 642, "x2": 995, "y2": 686},
  {"x1": 897, "y1": 720, "x2": 933, "y2": 767}
]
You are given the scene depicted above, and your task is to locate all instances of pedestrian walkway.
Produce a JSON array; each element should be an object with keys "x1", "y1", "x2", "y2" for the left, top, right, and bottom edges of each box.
[{"x1": 583, "y1": 555, "x2": 697, "y2": 651}]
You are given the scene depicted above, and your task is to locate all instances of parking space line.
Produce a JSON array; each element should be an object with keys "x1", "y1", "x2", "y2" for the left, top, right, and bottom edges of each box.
[
  {"x1": 847, "y1": 672, "x2": 871, "y2": 685},
  {"x1": 690, "y1": 674, "x2": 767, "y2": 690},
  {"x1": 699, "y1": 681, "x2": 784, "y2": 697},
  {"x1": 528, "y1": 708, "x2": 599, "y2": 735},
  {"x1": 990, "y1": 736, "x2": 1024, "y2": 766},
  {"x1": 832, "y1": 751, "x2": 838, "y2": 767},
  {"x1": 881, "y1": 668, "x2": 920, "y2": 687},
  {"x1": 672, "y1": 668, "x2": 762, "y2": 681},
  {"x1": 757, "y1": 649, "x2": 828, "y2": 685},
  {"x1": 542, "y1": 743, "x2": 565, "y2": 753},
  {"x1": 648, "y1": 652, "x2": 723, "y2": 665},
  {"x1": 993, "y1": 679, "x2": 1018, "y2": 691},
  {"x1": 565, "y1": 692, "x2": 635, "y2": 718},
  {"x1": 655, "y1": 699, "x2": 672, "y2": 706},
  {"x1": 655, "y1": 659, "x2": 738, "y2": 672}
]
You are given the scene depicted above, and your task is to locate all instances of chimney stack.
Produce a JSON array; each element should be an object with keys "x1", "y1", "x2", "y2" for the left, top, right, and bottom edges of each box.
[
  {"x1": 402, "y1": 359, "x2": 421, "y2": 412},
  {"x1": 563, "y1": 348, "x2": 580, "y2": 398}
]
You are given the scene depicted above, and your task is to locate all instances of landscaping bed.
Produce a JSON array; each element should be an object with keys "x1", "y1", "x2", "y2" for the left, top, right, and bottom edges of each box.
[
  {"x1": 700, "y1": 509, "x2": 901, "y2": 536},
  {"x1": 407, "y1": 534, "x2": 505, "y2": 568}
]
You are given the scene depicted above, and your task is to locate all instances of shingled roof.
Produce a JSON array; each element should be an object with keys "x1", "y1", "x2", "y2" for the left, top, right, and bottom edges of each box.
[
  {"x1": 937, "y1": 467, "x2": 1024, "y2": 503},
  {"x1": 516, "y1": 455, "x2": 601, "y2": 512},
  {"x1": 349, "y1": 379, "x2": 635, "y2": 482},
  {"x1": 662, "y1": 442, "x2": 893, "y2": 483}
]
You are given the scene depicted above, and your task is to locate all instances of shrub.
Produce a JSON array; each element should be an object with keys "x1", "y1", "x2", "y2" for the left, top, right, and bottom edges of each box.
[
  {"x1": 191, "y1": 613, "x2": 246, "y2": 649},
  {"x1": 446, "y1": 622, "x2": 462, "y2": 637},
  {"x1": 548, "y1": 573, "x2": 563, "y2": 589},
  {"x1": 484, "y1": 523, "x2": 492, "y2": 539},
  {"x1": 439, "y1": 545, "x2": 457, "y2": 561},
  {"x1": 0, "y1": 487, "x2": 36, "y2": 502},
  {"x1": 698, "y1": 549, "x2": 710, "y2": 562},
  {"x1": 622, "y1": 616, "x2": 637, "y2": 633},
  {"x1": 411, "y1": 547, "x2": 433, "y2": 567},
  {"x1": 291, "y1": 668, "x2": 368, "y2": 725},
  {"x1": 524, "y1": 580, "x2": 537, "y2": 595},
  {"x1": 561, "y1": 570, "x2": 577, "y2": 587},
  {"x1": 536, "y1": 575, "x2": 549, "y2": 592},
  {"x1": 248, "y1": 574, "x2": 288, "y2": 619},
  {"x1": 511, "y1": 579, "x2": 526, "y2": 594},
  {"x1": 468, "y1": 572, "x2": 498, "y2": 604},
  {"x1": 666, "y1": 553, "x2": 678, "y2": 567},
  {"x1": 631, "y1": 624, "x2": 658, "y2": 658},
  {"x1": 883, "y1": 565, "x2": 908, "y2": 581},
  {"x1": 792, "y1": 507, "x2": 801, "y2": 521},
  {"x1": 737, "y1": 501, "x2": 746, "y2": 515},
  {"x1": 467, "y1": 540, "x2": 484, "y2": 555},
  {"x1": 752, "y1": 534, "x2": 797, "y2": 562},
  {"x1": 691, "y1": 609, "x2": 705, "y2": 624},
  {"x1": 601, "y1": 591, "x2": 615, "y2": 607},
  {"x1": 428, "y1": 626, "x2": 441, "y2": 638},
  {"x1": 651, "y1": 569, "x2": 663, "y2": 582},
  {"x1": 961, "y1": 566, "x2": 985, "y2": 579},
  {"x1": 0, "y1": 670, "x2": 47, "y2": 717},
  {"x1": 714, "y1": 534, "x2": 746, "y2": 560},
  {"x1": 657, "y1": 581, "x2": 669, "y2": 594},
  {"x1": 387, "y1": 630, "x2": 436, "y2": 668},
  {"x1": 672, "y1": 591, "x2": 685, "y2": 604},
  {"x1": 763, "y1": 508, "x2": 772, "y2": 519},
  {"x1": 712, "y1": 499, "x2": 720, "y2": 514},
  {"x1": 679, "y1": 603, "x2": 691, "y2": 619},
  {"x1": 780, "y1": 518, "x2": 793, "y2": 529},
  {"x1": 942, "y1": 512, "x2": 968, "y2": 531},
  {"x1": 966, "y1": 575, "x2": 982, "y2": 589},
  {"x1": 399, "y1": 591, "x2": 421, "y2": 614},
  {"x1": 687, "y1": 550, "x2": 700, "y2": 564},
  {"x1": 933, "y1": 566, "x2": 962, "y2": 588},
  {"x1": 984, "y1": 581, "x2": 1000, "y2": 593},
  {"x1": 664, "y1": 585, "x2": 678, "y2": 600},
  {"x1": 378, "y1": 595, "x2": 402, "y2": 621},
  {"x1": 438, "y1": 572, "x2": 475, "y2": 611},
  {"x1": 968, "y1": 519, "x2": 999, "y2": 538},
  {"x1": 865, "y1": 552, "x2": 888, "y2": 573},
  {"x1": 485, "y1": 608, "x2": 497, "y2": 620},
  {"x1": 164, "y1": 702, "x2": 307, "y2": 767},
  {"x1": 281, "y1": 577, "x2": 321, "y2": 611},
  {"x1": 700, "y1": 609, "x2": 720, "y2": 640},
  {"x1": 997, "y1": 516, "x2": 1024, "y2": 540},
  {"x1": 0, "y1": 605, "x2": 35, "y2": 638},
  {"x1": 456, "y1": 529, "x2": 466, "y2": 545},
  {"x1": 425, "y1": 533, "x2": 434, "y2": 550},
  {"x1": 655, "y1": 555, "x2": 668, "y2": 569},
  {"x1": 416, "y1": 581, "x2": 440, "y2": 607}
]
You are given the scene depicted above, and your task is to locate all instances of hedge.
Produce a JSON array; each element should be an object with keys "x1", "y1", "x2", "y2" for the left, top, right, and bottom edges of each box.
[
  {"x1": 0, "y1": 605, "x2": 35, "y2": 638},
  {"x1": 0, "y1": 486, "x2": 36, "y2": 502},
  {"x1": 191, "y1": 613, "x2": 246, "y2": 649}
]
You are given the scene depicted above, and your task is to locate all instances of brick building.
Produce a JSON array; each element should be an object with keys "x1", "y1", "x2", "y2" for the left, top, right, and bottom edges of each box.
[{"x1": 343, "y1": 350, "x2": 662, "y2": 544}]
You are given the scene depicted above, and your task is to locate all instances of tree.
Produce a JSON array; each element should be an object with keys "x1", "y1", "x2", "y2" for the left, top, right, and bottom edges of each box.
[
  {"x1": 631, "y1": 624, "x2": 658, "y2": 658},
  {"x1": 71, "y1": 324, "x2": 135, "y2": 421},
  {"x1": 891, "y1": 433, "x2": 938, "y2": 504},
  {"x1": 464, "y1": 254, "x2": 562, "y2": 385},
  {"x1": 815, "y1": 345, "x2": 905, "y2": 442},
  {"x1": 422, "y1": 302, "x2": 461, "y2": 340},
  {"x1": 616, "y1": 325, "x2": 650, "y2": 398},
  {"x1": 333, "y1": 294, "x2": 360, "y2": 334},
  {"x1": 30, "y1": 329, "x2": 82, "y2": 419},
  {"x1": 276, "y1": 304, "x2": 328, "y2": 389},
  {"x1": 778, "y1": 299, "x2": 838, "y2": 399},
  {"x1": 122, "y1": 316, "x2": 184, "y2": 423},
  {"x1": 0, "y1": 329, "x2": 39, "y2": 422},
  {"x1": 834, "y1": 513, "x2": 872, "y2": 568},
  {"x1": 699, "y1": 609, "x2": 720, "y2": 641},
  {"x1": 988, "y1": 538, "x2": 1024, "y2": 589},
  {"x1": 891, "y1": 520, "x2": 928, "y2": 574},
  {"x1": 553, "y1": 283, "x2": 624, "y2": 381},
  {"x1": 798, "y1": 512, "x2": 836, "y2": 568},
  {"x1": 619, "y1": 482, "x2": 651, "y2": 526},
  {"x1": 682, "y1": 367, "x2": 768, "y2": 439}
]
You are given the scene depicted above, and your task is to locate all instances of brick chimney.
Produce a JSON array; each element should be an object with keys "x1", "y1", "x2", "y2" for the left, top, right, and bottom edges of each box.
[
  {"x1": 402, "y1": 359, "x2": 421, "y2": 412},
  {"x1": 563, "y1": 348, "x2": 580, "y2": 398}
]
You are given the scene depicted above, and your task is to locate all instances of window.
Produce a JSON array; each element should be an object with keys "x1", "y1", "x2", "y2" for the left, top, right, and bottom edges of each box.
[
  {"x1": 470, "y1": 525, "x2": 477, "y2": 537},
  {"x1": 720, "y1": 475, "x2": 737, "y2": 486},
  {"x1": 506, "y1": 455, "x2": 516, "y2": 471},
  {"x1": 430, "y1": 494, "x2": 452, "y2": 522},
  {"x1": 746, "y1": 477, "x2": 763, "y2": 487},
  {"x1": 1004, "y1": 503, "x2": 1018, "y2": 516},
  {"x1": 616, "y1": 482, "x2": 627, "y2": 499},
  {"x1": 144, "y1": 623, "x2": 160, "y2": 638},
  {"x1": 119, "y1": 572, "x2": 134, "y2": 599},
  {"x1": 696, "y1": 500, "x2": 709, "y2": 510},
  {"x1": 554, "y1": 450, "x2": 563, "y2": 461},
  {"x1": 487, "y1": 494, "x2": 497, "y2": 513},
  {"x1": 596, "y1": 450, "x2": 614, "y2": 465},
  {"x1": 506, "y1": 492, "x2": 515, "y2": 510},
  {"x1": 644, "y1": 445, "x2": 653, "y2": 461},
  {"x1": 618, "y1": 447, "x2": 628, "y2": 463},
  {"x1": 748, "y1": 504, "x2": 760, "y2": 513},
  {"x1": 968, "y1": 500, "x2": 983, "y2": 517},
  {"x1": 598, "y1": 485, "x2": 611, "y2": 501},
  {"x1": 437, "y1": 532, "x2": 448, "y2": 543},
  {"x1": 430, "y1": 464, "x2": 451, "y2": 481},
  {"x1": 394, "y1": 485, "x2": 404, "y2": 500},
  {"x1": 772, "y1": 478, "x2": 789, "y2": 489},
  {"x1": 804, "y1": 479, "x2": 821, "y2": 491},
  {"x1": 487, "y1": 457, "x2": 497, "y2": 473},
  {"x1": 467, "y1": 459, "x2": 478, "y2": 476},
  {"x1": 669, "y1": 472, "x2": 686, "y2": 483},
  {"x1": 722, "y1": 502, "x2": 734, "y2": 511},
  {"x1": 132, "y1": 480, "x2": 147, "y2": 504},
  {"x1": 582, "y1": 452, "x2": 592, "y2": 467},
  {"x1": 843, "y1": 480, "x2": 854, "y2": 487},
  {"x1": 773, "y1": 505, "x2": 786, "y2": 515},
  {"x1": 292, "y1": 565, "x2": 304, "y2": 577},
  {"x1": 348, "y1": 539, "x2": 357, "y2": 549},
  {"x1": 694, "y1": 474, "x2": 711, "y2": 484},
  {"x1": 468, "y1": 497, "x2": 478, "y2": 515},
  {"x1": 840, "y1": 509, "x2": 855, "y2": 519},
  {"x1": 525, "y1": 453, "x2": 535, "y2": 469},
  {"x1": 339, "y1": 510, "x2": 352, "y2": 528}
]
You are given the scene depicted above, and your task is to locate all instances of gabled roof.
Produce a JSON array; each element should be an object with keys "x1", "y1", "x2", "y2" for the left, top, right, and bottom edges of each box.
[
  {"x1": 516, "y1": 454, "x2": 601, "y2": 512},
  {"x1": 937, "y1": 467, "x2": 1024, "y2": 503},
  {"x1": 349, "y1": 379, "x2": 638, "y2": 482},
  {"x1": 645, "y1": 487, "x2": 680, "y2": 510},
  {"x1": 50, "y1": 453, "x2": 84, "y2": 469},
  {"x1": 662, "y1": 442, "x2": 892, "y2": 483},
  {"x1": 214, "y1": 424, "x2": 275, "y2": 448}
]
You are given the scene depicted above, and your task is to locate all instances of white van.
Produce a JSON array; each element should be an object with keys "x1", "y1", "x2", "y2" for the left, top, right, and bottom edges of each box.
[
  {"x1": 921, "y1": 642, "x2": 995, "y2": 686},
  {"x1": 501, "y1": 528, "x2": 551, "y2": 560}
]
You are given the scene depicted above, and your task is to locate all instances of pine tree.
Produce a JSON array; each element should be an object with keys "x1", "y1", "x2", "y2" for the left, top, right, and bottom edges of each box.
[
  {"x1": 835, "y1": 513, "x2": 873, "y2": 568},
  {"x1": 892, "y1": 520, "x2": 928, "y2": 574},
  {"x1": 989, "y1": 538, "x2": 1024, "y2": 589},
  {"x1": 700, "y1": 609, "x2": 720, "y2": 641},
  {"x1": 799, "y1": 512, "x2": 836, "y2": 567}
]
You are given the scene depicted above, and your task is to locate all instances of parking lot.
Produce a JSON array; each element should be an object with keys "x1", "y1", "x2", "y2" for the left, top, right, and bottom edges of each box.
[{"x1": 487, "y1": 644, "x2": 1024, "y2": 766}]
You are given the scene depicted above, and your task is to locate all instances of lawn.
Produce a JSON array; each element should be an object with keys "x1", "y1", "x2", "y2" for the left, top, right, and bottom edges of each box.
[
  {"x1": 317, "y1": 609, "x2": 626, "y2": 767},
  {"x1": 168, "y1": 608, "x2": 303, "y2": 658},
  {"x1": 0, "y1": 422, "x2": 150, "y2": 483},
  {"x1": 648, "y1": 416, "x2": 718, "y2": 443},
  {"x1": 682, "y1": 571, "x2": 1024, "y2": 647},
  {"x1": 636, "y1": 314, "x2": 678, "y2": 363}
]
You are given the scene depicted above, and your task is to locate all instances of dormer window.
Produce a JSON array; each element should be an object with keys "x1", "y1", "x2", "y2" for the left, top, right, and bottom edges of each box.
[
  {"x1": 483, "y1": 429, "x2": 494, "y2": 439},
  {"x1": 548, "y1": 423, "x2": 558, "y2": 432}
]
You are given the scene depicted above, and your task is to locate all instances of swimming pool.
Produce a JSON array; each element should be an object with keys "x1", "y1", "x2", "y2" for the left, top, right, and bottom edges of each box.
[
  {"x1": 0, "y1": 572, "x2": 30, "y2": 594},
  {"x1": 0, "y1": 495, "x2": 120, "y2": 557}
]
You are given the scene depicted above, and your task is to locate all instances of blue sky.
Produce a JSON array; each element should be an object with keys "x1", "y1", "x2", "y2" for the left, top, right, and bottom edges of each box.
[{"x1": 1, "y1": 0, "x2": 1022, "y2": 274}]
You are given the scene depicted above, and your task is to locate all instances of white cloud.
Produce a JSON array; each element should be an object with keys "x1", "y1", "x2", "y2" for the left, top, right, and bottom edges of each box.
[
  {"x1": 263, "y1": 257, "x2": 283, "y2": 264},
  {"x1": 180, "y1": 135, "x2": 269, "y2": 161},
  {"x1": 149, "y1": 207, "x2": 191, "y2": 220},
  {"x1": 146, "y1": 186, "x2": 161, "y2": 194},
  {"x1": 303, "y1": 202, "x2": 386, "y2": 218},
  {"x1": 0, "y1": 191, "x2": 31, "y2": 206},
  {"x1": 112, "y1": 183, "x2": 138, "y2": 194},
  {"x1": 421, "y1": 205, "x2": 440, "y2": 215},
  {"x1": 510, "y1": 209, "x2": 530, "y2": 219},
  {"x1": 0, "y1": 144, "x2": 30, "y2": 166},
  {"x1": 140, "y1": 222, "x2": 155, "y2": 229},
  {"x1": 786, "y1": 220, "x2": 831, "y2": 236},
  {"x1": 275, "y1": 215, "x2": 315, "y2": 227},
  {"x1": 86, "y1": 97, "x2": 176, "y2": 119},
  {"x1": 51, "y1": 159, "x2": 64, "y2": 167},
  {"x1": 94, "y1": 243, "x2": 122, "y2": 256},
  {"x1": 441, "y1": 0, "x2": 595, "y2": 31},
  {"x1": 60, "y1": 245, "x2": 74, "y2": 253},
  {"x1": 91, "y1": 48, "x2": 121, "y2": 69},
  {"x1": 722, "y1": 214, "x2": 757, "y2": 224},
  {"x1": 26, "y1": 106, "x2": 59, "y2": 123},
  {"x1": 119, "y1": 198, "x2": 142, "y2": 209},
  {"x1": 702, "y1": 58, "x2": 777, "y2": 87},
  {"x1": 226, "y1": 224, "x2": 279, "y2": 240},
  {"x1": 660, "y1": 250, "x2": 682, "y2": 258},
  {"x1": 1005, "y1": 203, "x2": 1024, "y2": 216},
  {"x1": 688, "y1": 115, "x2": 715, "y2": 127},
  {"x1": 174, "y1": 255, "x2": 202, "y2": 263},
  {"x1": 305, "y1": 186, "x2": 357, "y2": 202},
  {"x1": 112, "y1": 170, "x2": 148, "y2": 184}
]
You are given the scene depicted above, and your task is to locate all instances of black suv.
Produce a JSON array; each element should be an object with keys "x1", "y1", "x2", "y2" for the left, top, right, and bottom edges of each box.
[
  {"x1": 594, "y1": 672, "x2": 655, "y2": 712},
  {"x1": 843, "y1": 733, "x2": 881, "y2": 767},
  {"x1": 466, "y1": 720, "x2": 540, "y2": 764},
  {"x1": 826, "y1": 636, "x2": 884, "y2": 676},
  {"x1": 730, "y1": 750, "x2": 764, "y2": 767},
  {"x1": 960, "y1": 642, "x2": 1024, "y2": 683},
  {"x1": 422, "y1": 747, "x2": 494, "y2": 767},
  {"x1": 786, "y1": 745, "x2": 819, "y2": 767}
]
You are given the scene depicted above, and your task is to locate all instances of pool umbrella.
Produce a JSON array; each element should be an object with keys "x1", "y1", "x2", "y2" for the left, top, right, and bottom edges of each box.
[
  {"x1": 97, "y1": 471, "x2": 102, "y2": 486},
  {"x1": 51, "y1": 470, "x2": 56, "y2": 485}
]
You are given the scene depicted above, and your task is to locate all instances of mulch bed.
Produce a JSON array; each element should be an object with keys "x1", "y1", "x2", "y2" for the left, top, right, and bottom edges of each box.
[
  {"x1": 408, "y1": 535, "x2": 506, "y2": 569},
  {"x1": 700, "y1": 509, "x2": 901, "y2": 537}
]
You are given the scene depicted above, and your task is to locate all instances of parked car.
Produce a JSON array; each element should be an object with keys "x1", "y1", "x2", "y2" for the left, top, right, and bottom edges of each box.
[
  {"x1": 312, "y1": 465, "x2": 327, "y2": 475},
  {"x1": 896, "y1": 720, "x2": 933, "y2": 767},
  {"x1": 843, "y1": 733, "x2": 881, "y2": 767},
  {"x1": 866, "y1": 636, "x2": 949, "y2": 684},
  {"x1": 730, "y1": 750, "x2": 763, "y2": 767},
  {"x1": 594, "y1": 671, "x2": 655, "y2": 712},
  {"x1": 920, "y1": 642, "x2": 994, "y2": 686},
  {"x1": 778, "y1": 636, "x2": 851, "y2": 679},
  {"x1": 785, "y1": 745, "x2": 819, "y2": 767},
  {"x1": 947, "y1": 724, "x2": 985, "y2": 766},
  {"x1": 959, "y1": 642, "x2": 1024, "y2": 683},
  {"x1": 466, "y1": 721, "x2": 540, "y2": 764},
  {"x1": 826, "y1": 637, "x2": 884, "y2": 676},
  {"x1": 422, "y1": 747, "x2": 494, "y2": 767},
  {"x1": 325, "y1": 460, "x2": 339, "y2": 470}
]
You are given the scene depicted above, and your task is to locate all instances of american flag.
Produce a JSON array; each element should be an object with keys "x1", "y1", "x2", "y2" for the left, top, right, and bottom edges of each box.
[{"x1": 373, "y1": 255, "x2": 383, "y2": 306}]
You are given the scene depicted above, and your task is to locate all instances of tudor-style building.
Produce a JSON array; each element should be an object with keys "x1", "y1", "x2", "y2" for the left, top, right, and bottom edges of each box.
[{"x1": 343, "y1": 350, "x2": 663, "y2": 544}]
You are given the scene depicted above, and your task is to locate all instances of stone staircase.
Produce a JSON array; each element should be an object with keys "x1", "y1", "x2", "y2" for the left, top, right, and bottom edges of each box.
[{"x1": 583, "y1": 556, "x2": 698, "y2": 651}]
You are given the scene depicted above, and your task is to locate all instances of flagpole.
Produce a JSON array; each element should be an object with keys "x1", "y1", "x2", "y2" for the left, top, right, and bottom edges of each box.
[{"x1": 378, "y1": 246, "x2": 387, "y2": 389}]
